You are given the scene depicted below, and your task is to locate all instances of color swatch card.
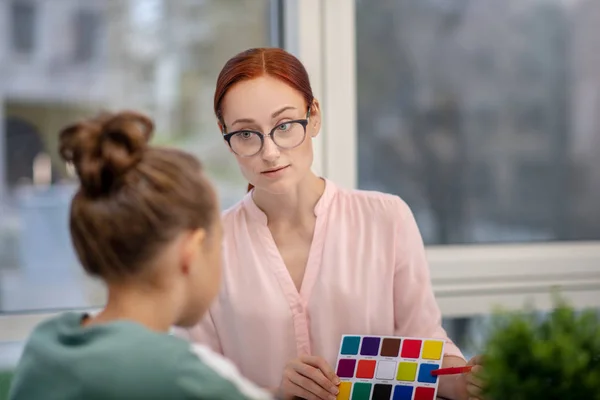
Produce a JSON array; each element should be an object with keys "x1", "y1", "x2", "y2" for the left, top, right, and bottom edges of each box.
[{"x1": 335, "y1": 335, "x2": 445, "y2": 400}]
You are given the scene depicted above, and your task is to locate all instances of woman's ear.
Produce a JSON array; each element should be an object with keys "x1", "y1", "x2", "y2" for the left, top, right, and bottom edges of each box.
[
  {"x1": 218, "y1": 122, "x2": 235, "y2": 154},
  {"x1": 309, "y1": 99, "x2": 322, "y2": 138}
]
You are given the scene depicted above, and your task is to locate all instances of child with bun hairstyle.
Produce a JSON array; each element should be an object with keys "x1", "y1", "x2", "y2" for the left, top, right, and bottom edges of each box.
[{"x1": 9, "y1": 111, "x2": 272, "y2": 400}]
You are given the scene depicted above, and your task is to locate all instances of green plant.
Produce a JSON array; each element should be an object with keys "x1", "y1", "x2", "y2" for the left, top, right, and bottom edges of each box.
[
  {"x1": 479, "y1": 299, "x2": 600, "y2": 400},
  {"x1": 0, "y1": 370, "x2": 14, "y2": 400}
]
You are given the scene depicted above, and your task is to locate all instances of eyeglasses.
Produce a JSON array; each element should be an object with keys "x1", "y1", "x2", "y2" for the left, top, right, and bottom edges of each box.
[{"x1": 223, "y1": 117, "x2": 309, "y2": 157}]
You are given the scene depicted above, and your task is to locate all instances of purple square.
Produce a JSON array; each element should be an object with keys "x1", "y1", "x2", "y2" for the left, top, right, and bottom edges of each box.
[
  {"x1": 360, "y1": 336, "x2": 381, "y2": 356},
  {"x1": 336, "y1": 359, "x2": 356, "y2": 378}
]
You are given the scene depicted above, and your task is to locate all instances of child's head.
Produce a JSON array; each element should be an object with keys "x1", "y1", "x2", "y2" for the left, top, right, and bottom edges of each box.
[{"x1": 59, "y1": 110, "x2": 221, "y2": 328}]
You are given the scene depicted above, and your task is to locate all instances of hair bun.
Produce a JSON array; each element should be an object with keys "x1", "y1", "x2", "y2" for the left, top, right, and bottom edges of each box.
[{"x1": 59, "y1": 111, "x2": 154, "y2": 197}]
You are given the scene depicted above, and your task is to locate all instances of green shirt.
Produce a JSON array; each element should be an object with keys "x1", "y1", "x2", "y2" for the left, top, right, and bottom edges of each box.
[{"x1": 9, "y1": 313, "x2": 272, "y2": 400}]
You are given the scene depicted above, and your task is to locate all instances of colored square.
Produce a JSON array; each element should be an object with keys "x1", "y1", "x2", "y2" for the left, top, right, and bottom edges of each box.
[
  {"x1": 360, "y1": 336, "x2": 381, "y2": 356},
  {"x1": 396, "y1": 362, "x2": 417, "y2": 381},
  {"x1": 336, "y1": 382, "x2": 352, "y2": 400},
  {"x1": 400, "y1": 339, "x2": 422, "y2": 358},
  {"x1": 417, "y1": 364, "x2": 439, "y2": 384},
  {"x1": 341, "y1": 336, "x2": 361, "y2": 355},
  {"x1": 356, "y1": 359, "x2": 377, "y2": 379},
  {"x1": 393, "y1": 385, "x2": 414, "y2": 400},
  {"x1": 422, "y1": 340, "x2": 443, "y2": 360},
  {"x1": 414, "y1": 386, "x2": 435, "y2": 400},
  {"x1": 372, "y1": 384, "x2": 392, "y2": 400},
  {"x1": 380, "y1": 338, "x2": 401, "y2": 357},
  {"x1": 337, "y1": 359, "x2": 357, "y2": 378},
  {"x1": 375, "y1": 360, "x2": 396, "y2": 380},
  {"x1": 351, "y1": 382, "x2": 372, "y2": 400}
]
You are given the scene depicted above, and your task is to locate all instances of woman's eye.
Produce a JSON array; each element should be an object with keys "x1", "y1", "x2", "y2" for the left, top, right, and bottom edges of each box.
[
  {"x1": 240, "y1": 131, "x2": 253, "y2": 139},
  {"x1": 277, "y1": 123, "x2": 291, "y2": 131}
]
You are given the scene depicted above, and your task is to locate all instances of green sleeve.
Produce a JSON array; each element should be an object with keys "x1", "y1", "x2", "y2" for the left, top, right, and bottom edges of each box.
[{"x1": 175, "y1": 345, "x2": 273, "y2": 400}]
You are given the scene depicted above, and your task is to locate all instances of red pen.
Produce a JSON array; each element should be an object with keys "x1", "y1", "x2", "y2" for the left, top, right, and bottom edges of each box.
[{"x1": 430, "y1": 366, "x2": 473, "y2": 376}]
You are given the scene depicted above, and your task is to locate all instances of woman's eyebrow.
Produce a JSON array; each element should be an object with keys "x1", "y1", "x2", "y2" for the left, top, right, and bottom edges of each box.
[
  {"x1": 231, "y1": 106, "x2": 297, "y2": 128},
  {"x1": 271, "y1": 106, "x2": 296, "y2": 118}
]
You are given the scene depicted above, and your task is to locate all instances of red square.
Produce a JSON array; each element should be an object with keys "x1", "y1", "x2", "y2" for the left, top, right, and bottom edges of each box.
[
  {"x1": 400, "y1": 339, "x2": 422, "y2": 358},
  {"x1": 414, "y1": 386, "x2": 435, "y2": 400},
  {"x1": 355, "y1": 359, "x2": 376, "y2": 379}
]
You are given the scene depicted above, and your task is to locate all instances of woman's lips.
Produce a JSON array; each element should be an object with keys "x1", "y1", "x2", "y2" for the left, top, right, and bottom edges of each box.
[{"x1": 261, "y1": 165, "x2": 290, "y2": 177}]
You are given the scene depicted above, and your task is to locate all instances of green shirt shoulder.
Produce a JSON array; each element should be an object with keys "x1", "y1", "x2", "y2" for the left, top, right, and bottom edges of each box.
[{"x1": 9, "y1": 313, "x2": 272, "y2": 400}]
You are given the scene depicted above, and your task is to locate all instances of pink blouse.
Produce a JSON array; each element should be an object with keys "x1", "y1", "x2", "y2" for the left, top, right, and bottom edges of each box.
[{"x1": 178, "y1": 179, "x2": 463, "y2": 389}]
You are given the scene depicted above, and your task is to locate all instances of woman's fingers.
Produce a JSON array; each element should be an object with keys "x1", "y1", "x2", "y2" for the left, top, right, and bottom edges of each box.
[
  {"x1": 466, "y1": 365, "x2": 484, "y2": 388},
  {"x1": 288, "y1": 371, "x2": 336, "y2": 400},
  {"x1": 301, "y1": 355, "x2": 340, "y2": 385},
  {"x1": 293, "y1": 361, "x2": 339, "y2": 397}
]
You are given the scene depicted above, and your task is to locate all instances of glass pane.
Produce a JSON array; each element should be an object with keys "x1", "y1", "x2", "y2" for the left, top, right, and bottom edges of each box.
[
  {"x1": 0, "y1": 341, "x2": 20, "y2": 397},
  {"x1": 0, "y1": 0, "x2": 276, "y2": 312},
  {"x1": 356, "y1": 0, "x2": 600, "y2": 245}
]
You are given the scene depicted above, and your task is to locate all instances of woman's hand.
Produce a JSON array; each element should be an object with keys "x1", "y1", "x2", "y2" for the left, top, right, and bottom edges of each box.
[
  {"x1": 456, "y1": 355, "x2": 485, "y2": 400},
  {"x1": 276, "y1": 355, "x2": 340, "y2": 400}
]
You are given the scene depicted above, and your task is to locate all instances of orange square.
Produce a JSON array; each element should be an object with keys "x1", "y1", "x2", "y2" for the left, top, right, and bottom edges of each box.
[{"x1": 356, "y1": 359, "x2": 377, "y2": 379}]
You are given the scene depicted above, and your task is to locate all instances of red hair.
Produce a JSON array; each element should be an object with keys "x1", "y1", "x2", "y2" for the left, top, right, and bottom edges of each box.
[{"x1": 214, "y1": 48, "x2": 314, "y2": 193}]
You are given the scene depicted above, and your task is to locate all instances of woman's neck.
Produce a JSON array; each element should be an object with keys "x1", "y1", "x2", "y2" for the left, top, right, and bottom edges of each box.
[{"x1": 252, "y1": 172, "x2": 325, "y2": 226}]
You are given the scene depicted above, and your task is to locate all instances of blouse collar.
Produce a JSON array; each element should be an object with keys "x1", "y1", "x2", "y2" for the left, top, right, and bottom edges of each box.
[{"x1": 242, "y1": 178, "x2": 337, "y2": 225}]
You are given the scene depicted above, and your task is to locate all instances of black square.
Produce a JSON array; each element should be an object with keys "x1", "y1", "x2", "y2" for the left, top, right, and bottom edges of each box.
[{"x1": 372, "y1": 383, "x2": 393, "y2": 400}]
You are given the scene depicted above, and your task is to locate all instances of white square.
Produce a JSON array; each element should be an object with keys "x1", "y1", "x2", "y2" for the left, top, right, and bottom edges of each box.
[{"x1": 375, "y1": 360, "x2": 396, "y2": 380}]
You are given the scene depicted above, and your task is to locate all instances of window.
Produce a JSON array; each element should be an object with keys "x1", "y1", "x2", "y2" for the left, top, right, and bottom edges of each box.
[
  {"x1": 0, "y1": 0, "x2": 277, "y2": 314},
  {"x1": 316, "y1": 0, "x2": 600, "y2": 346},
  {"x1": 73, "y1": 9, "x2": 102, "y2": 62},
  {"x1": 10, "y1": 1, "x2": 36, "y2": 53},
  {"x1": 356, "y1": 0, "x2": 600, "y2": 245},
  {"x1": 2, "y1": 0, "x2": 600, "y2": 369}
]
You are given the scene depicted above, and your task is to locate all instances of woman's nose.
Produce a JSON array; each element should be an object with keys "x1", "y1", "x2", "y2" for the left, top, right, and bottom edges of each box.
[{"x1": 260, "y1": 135, "x2": 280, "y2": 161}]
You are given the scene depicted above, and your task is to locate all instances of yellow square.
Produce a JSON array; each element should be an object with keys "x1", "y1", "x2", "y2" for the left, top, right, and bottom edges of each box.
[
  {"x1": 422, "y1": 340, "x2": 444, "y2": 360},
  {"x1": 336, "y1": 382, "x2": 352, "y2": 400},
  {"x1": 396, "y1": 362, "x2": 417, "y2": 381}
]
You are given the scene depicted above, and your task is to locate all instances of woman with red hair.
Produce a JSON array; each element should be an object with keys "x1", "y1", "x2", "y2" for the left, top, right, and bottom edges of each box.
[{"x1": 178, "y1": 48, "x2": 483, "y2": 400}]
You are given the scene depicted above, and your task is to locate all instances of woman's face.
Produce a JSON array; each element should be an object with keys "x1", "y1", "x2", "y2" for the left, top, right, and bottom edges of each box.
[{"x1": 220, "y1": 75, "x2": 321, "y2": 194}]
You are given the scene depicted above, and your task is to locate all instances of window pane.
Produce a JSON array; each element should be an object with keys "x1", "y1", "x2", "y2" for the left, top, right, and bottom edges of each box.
[
  {"x1": 0, "y1": 0, "x2": 276, "y2": 312},
  {"x1": 11, "y1": 1, "x2": 36, "y2": 53},
  {"x1": 356, "y1": 0, "x2": 600, "y2": 245},
  {"x1": 0, "y1": 341, "x2": 20, "y2": 397},
  {"x1": 73, "y1": 9, "x2": 102, "y2": 62}
]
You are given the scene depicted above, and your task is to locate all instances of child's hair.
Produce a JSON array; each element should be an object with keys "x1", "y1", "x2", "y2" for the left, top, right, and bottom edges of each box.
[{"x1": 59, "y1": 110, "x2": 217, "y2": 280}]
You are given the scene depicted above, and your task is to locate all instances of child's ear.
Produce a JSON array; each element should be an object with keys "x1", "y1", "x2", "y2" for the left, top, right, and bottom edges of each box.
[{"x1": 180, "y1": 229, "x2": 207, "y2": 275}]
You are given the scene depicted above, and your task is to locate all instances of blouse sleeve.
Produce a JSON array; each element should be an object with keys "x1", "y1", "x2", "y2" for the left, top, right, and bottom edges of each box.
[
  {"x1": 173, "y1": 310, "x2": 224, "y2": 355},
  {"x1": 392, "y1": 198, "x2": 464, "y2": 360}
]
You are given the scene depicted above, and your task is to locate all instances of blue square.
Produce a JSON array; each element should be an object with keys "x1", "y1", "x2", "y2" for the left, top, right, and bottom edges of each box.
[
  {"x1": 392, "y1": 385, "x2": 413, "y2": 400},
  {"x1": 341, "y1": 336, "x2": 361, "y2": 355},
  {"x1": 417, "y1": 363, "x2": 439, "y2": 384}
]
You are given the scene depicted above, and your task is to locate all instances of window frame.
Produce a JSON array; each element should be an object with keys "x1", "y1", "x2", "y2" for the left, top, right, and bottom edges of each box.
[{"x1": 2, "y1": 0, "x2": 600, "y2": 345}]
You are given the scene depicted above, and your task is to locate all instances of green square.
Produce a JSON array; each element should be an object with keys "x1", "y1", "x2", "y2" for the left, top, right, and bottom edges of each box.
[
  {"x1": 351, "y1": 382, "x2": 372, "y2": 399},
  {"x1": 341, "y1": 336, "x2": 361, "y2": 355}
]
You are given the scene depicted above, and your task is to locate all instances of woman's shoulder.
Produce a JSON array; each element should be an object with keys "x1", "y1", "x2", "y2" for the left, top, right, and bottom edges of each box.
[
  {"x1": 221, "y1": 198, "x2": 245, "y2": 223},
  {"x1": 333, "y1": 185, "x2": 413, "y2": 220}
]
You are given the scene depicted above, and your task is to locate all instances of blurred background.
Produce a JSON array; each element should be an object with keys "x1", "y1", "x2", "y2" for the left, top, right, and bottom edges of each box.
[{"x1": 1, "y1": 0, "x2": 599, "y2": 378}]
